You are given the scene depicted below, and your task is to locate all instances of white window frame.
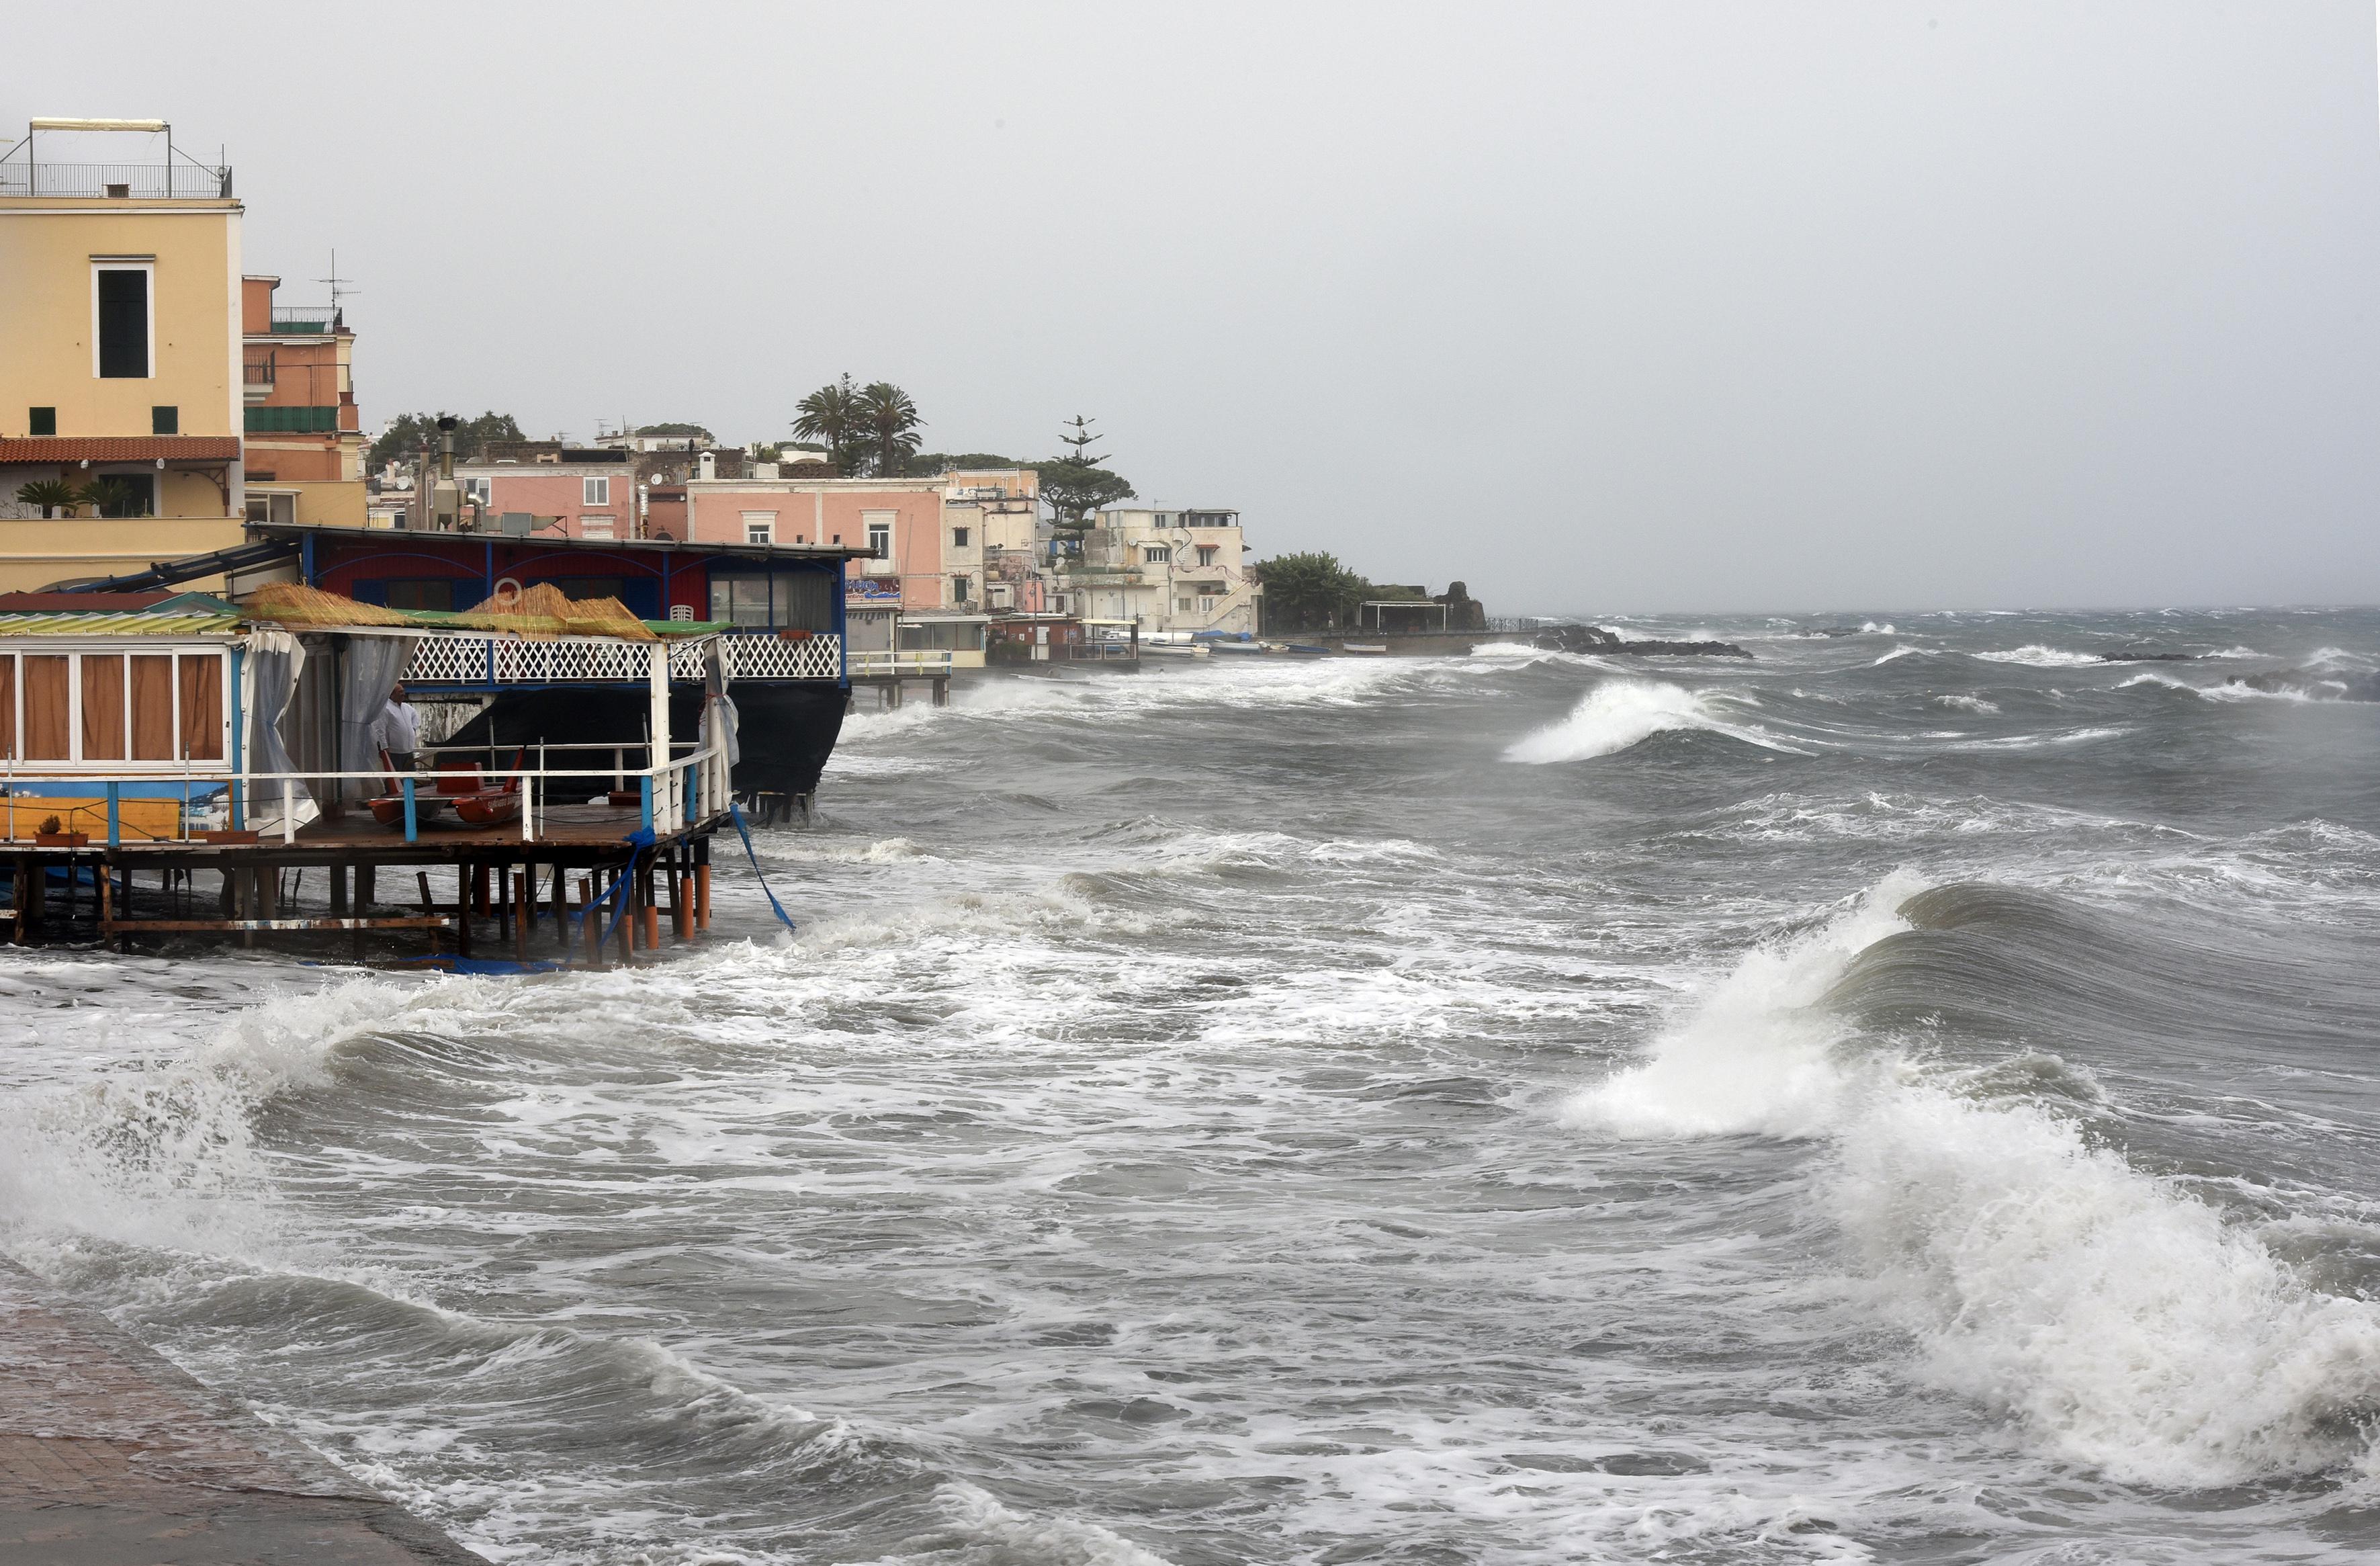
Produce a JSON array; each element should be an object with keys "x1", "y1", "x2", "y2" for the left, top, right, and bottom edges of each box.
[
  {"x1": 951, "y1": 526, "x2": 970, "y2": 548},
  {"x1": 1, "y1": 644, "x2": 232, "y2": 770},
  {"x1": 742, "y1": 511, "x2": 776, "y2": 546},
  {"x1": 91, "y1": 261, "x2": 156, "y2": 380},
  {"x1": 864, "y1": 513, "x2": 894, "y2": 561},
  {"x1": 583, "y1": 475, "x2": 611, "y2": 505},
  {"x1": 462, "y1": 476, "x2": 492, "y2": 505},
  {"x1": 1144, "y1": 545, "x2": 1171, "y2": 564}
]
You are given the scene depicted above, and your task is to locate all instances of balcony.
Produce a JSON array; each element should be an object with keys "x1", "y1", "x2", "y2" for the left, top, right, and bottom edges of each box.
[
  {"x1": 269, "y1": 306, "x2": 337, "y2": 335},
  {"x1": 0, "y1": 161, "x2": 232, "y2": 198}
]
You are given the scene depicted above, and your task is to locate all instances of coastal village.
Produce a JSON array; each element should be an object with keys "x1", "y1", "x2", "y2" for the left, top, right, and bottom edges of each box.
[{"x1": 0, "y1": 117, "x2": 1517, "y2": 965}]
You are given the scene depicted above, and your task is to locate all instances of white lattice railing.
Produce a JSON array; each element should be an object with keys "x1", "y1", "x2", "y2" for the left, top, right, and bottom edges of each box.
[
  {"x1": 719, "y1": 634, "x2": 842, "y2": 681},
  {"x1": 493, "y1": 640, "x2": 654, "y2": 683},
  {"x1": 403, "y1": 632, "x2": 842, "y2": 686}
]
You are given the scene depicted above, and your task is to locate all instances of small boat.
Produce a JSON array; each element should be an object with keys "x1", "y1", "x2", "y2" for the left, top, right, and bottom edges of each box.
[
  {"x1": 369, "y1": 749, "x2": 524, "y2": 830},
  {"x1": 1343, "y1": 643, "x2": 1389, "y2": 656},
  {"x1": 1142, "y1": 641, "x2": 1208, "y2": 658},
  {"x1": 1208, "y1": 640, "x2": 1266, "y2": 654},
  {"x1": 1282, "y1": 644, "x2": 1331, "y2": 656}
]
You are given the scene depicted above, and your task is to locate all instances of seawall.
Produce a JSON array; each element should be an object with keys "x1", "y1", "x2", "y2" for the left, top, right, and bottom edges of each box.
[{"x1": 0, "y1": 1260, "x2": 483, "y2": 1563}]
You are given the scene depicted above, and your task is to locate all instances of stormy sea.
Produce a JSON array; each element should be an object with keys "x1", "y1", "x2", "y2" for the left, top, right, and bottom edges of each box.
[{"x1": 6, "y1": 607, "x2": 2380, "y2": 1565}]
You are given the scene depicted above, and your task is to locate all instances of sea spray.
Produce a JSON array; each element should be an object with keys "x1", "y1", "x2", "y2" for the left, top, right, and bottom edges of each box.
[
  {"x1": 1566, "y1": 875, "x2": 2380, "y2": 1485},
  {"x1": 1505, "y1": 679, "x2": 1805, "y2": 763}
]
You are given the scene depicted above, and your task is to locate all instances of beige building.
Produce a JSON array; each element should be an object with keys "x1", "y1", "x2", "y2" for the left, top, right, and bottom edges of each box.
[
  {"x1": 1070, "y1": 507, "x2": 1260, "y2": 634},
  {"x1": 0, "y1": 120, "x2": 247, "y2": 590}
]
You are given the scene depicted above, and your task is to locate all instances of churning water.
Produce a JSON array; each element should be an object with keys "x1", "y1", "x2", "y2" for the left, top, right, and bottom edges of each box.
[{"x1": 7, "y1": 608, "x2": 2380, "y2": 1564}]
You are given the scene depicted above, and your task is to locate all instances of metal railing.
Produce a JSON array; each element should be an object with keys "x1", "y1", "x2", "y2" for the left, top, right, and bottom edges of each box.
[
  {"x1": 853, "y1": 650, "x2": 955, "y2": 677},
  {"x1": 0, "y1": 162, "x2": 233, "y2": 198},
  {"x1": 269, "y1": 306, "x2": 337, "y2": 335},
  {"x1": 242, "y1": 359, "x2": 275, "y2": 386},
  {"x1": 0, "y1": 737, "x2": 734, "y2": 849}
]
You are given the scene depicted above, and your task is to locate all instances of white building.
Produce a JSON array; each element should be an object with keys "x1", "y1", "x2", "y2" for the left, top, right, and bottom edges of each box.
[{"x1": 1063, "y1": 507, "x2": 1259, "y2": 634}]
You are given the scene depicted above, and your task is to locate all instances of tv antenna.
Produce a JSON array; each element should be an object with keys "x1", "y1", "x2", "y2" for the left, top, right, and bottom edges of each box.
[{"x1": 314, "y1": 248, "x2": 359, "y2": 325}]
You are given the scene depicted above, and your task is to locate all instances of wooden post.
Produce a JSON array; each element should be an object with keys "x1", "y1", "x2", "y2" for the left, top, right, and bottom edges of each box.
[
  {"x1": 415, "y1": 871, "x2": 434, "y2": 913},
  {"x1": 472, "y1": 864, "x2": 491, "y2": 918},
  {"x1": 615, "y1": 867, "x2": 633, "y2": 963},
  {"x1": 513, "y1": 871, "x2": 529, "y2": 962},
  {"x1": 581, "y1": 875, "x2": 603, "y2": 969},
  {"x1": 640, "y1": 857, "x2": 660, "y2": 951},
  {"x1": 9, "y1": 860, "x2": 26, "y2": 945},
  {"x1": 695, "y1": 836, "x2": 712, "y2": 932},
  {"x1": 330, "y1": 863, "x2": 349, "y2": 916}
]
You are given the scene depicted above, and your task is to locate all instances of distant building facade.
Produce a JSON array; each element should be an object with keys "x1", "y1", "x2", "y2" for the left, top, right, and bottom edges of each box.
[
  {"x1": 0, "y1": 119, "x2": 247, "y2": 589},
  {"x1": 1070, "y1": 506, "x2": 1258, "y2": 634}
]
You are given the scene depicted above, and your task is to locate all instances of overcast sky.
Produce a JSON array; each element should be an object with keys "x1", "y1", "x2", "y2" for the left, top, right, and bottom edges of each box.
[{"x1": 11, "y1": 2, "x2": 2379, "y2": 613}]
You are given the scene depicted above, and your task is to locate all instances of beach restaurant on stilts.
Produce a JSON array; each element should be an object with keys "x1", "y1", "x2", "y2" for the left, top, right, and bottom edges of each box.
[{"x1": 0, "y1": 582, "x2": 747, "y2": 965}]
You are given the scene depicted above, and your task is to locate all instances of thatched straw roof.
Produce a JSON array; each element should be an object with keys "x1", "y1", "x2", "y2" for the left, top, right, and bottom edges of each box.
[{"x1": 240, "y1": 581, "x2": 658, "y2": 642}]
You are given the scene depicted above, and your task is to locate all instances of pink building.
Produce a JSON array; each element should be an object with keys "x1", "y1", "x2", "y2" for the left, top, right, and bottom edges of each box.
[
  {"x1": 452, "y1": 451, "x2": 640, "y2": 541},
  {"x1": 684, "y1": 477, "x2": 965, "y2": 651}
]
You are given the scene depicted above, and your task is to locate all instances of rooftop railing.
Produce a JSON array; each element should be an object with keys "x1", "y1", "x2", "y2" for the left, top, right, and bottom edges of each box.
[
  {"x1": 269, "y1": 306, "x2": 338, "y2": 335},
  {"x1": 0, "y1": 161, "x2": 233, "y2": 198}
]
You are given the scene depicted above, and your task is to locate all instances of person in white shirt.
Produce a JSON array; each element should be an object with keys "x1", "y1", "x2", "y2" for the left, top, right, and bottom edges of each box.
[{"x1": 378, "y1": 683, "x2": 421, "y2": 773}]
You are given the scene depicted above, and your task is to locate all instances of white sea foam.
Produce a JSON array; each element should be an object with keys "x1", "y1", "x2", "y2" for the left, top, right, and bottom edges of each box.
[
  {"x1": 1933, "y1": 694, "x2": 1998, "y2": 713},
  {"x1": 1564, "y1": 877, "x2": 2380, "y2": 1487},
  {"x1": 1503, "y1": 681, "x2": 1805, "y2": 763},
  {"x1": 874, "y1": 1482, "x2": 1177, "y2": 1566},
  {"x1": 1973, "y1": 645, "x2": 2107, "y2": 668}
]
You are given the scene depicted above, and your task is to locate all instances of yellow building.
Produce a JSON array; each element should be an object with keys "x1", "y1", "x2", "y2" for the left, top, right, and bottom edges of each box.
[{"x1": 0, "y1": 119, "x2": 247, "y2": 591}]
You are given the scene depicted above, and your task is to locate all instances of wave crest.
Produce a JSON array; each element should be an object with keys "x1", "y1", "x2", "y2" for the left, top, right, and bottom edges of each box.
[
  {"x1": 1563, "y1": 876, "x2": 2380, "y2": 1486},
  {"x1": 1504, "y1": 681, "x2": 1803, "y2": 763}
]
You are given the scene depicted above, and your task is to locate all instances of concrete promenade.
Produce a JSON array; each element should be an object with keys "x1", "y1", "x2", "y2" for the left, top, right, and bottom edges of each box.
[{"x1": 0, "y1": 1261, "x2": 482, "y2": 1564}]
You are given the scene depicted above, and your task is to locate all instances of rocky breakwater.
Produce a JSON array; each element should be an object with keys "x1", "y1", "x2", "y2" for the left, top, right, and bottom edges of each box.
[{"x1": 1534, "y1": 624, "x2": 1753, "y2": 658}]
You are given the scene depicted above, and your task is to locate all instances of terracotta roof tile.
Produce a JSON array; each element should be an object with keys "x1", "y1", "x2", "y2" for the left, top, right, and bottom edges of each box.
[{"x1": 0, "y1": 437, "x2": 240, "y2": 464}]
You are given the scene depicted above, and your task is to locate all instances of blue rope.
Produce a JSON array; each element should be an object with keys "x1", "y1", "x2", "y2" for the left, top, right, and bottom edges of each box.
[
  {"x1": 727, "y1": 802, "x2": 799, "y2": 934},
  {"x1": 567, "y1": 828, "x2": 656, "y2": 952}
]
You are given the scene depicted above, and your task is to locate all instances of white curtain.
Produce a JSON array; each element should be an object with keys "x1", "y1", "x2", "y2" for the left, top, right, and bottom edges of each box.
[
  {"x1": 241, "y1": 629, "x2": 317, "y2": 830},
  {"x1": 339, "y1": 634, "x2": 421, "y2": 793}
]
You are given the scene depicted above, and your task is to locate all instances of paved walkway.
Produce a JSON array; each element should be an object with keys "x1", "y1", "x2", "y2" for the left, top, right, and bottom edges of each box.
[{"x1": 0, "y1": 1261, "x2": 481, "y2": 1564}]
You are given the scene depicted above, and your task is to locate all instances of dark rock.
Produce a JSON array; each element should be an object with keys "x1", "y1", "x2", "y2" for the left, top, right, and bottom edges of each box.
[{"x1": 1533, "y1": 624, "x2": 1753, "y2": 659}]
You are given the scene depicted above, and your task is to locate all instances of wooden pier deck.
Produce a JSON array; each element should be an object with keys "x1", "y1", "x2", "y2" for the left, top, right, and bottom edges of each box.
[{"x1": 3, "y1": 801, "x2": 730, "y2": 963}]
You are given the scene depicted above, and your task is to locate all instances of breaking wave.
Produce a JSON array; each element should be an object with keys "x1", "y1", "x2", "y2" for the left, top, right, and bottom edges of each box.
[
  {"x1": 1504, "y1": 680, "x2": 1804, "y2": 763},
  {"x1": 1564, "y1": 877, "x2": 2380, "y2": 1487},
  {"x1": 1972, "y1": 645, "x2": 2107, "y2": 668}
]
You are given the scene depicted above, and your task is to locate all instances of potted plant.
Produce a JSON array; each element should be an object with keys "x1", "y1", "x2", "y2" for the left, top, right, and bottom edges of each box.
[{"x1": 32, "y1": 814, "x2": 87, "y2": 848}]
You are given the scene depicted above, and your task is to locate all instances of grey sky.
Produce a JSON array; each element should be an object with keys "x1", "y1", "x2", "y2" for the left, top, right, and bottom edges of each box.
[{"x1": 11, "y1": 2, "x2": 2379, "y2": 613}]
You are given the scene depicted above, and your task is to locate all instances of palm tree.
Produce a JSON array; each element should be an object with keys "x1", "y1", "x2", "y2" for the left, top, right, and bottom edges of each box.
[
  {"x1": 13, "y1": 479, "x2": 80, "y2": 519},
  {"x1": 79, "y1": 478, "x2": 149, "y2": 518},
  {"x1": 792, "y1": 374, "x2": 865, "y2": 475},
  {"x1": 858, "y1": 382, "x2": 923, "y2": 478}
]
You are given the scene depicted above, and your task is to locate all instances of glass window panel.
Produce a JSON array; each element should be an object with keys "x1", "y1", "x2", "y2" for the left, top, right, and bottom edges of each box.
[
  {"x1": 23, "y1": 657, "x2": 68, "y2": 759},
  {"x1": 80, "y1": 654, "x2": 126, "y2": 760},
  {"x1": 178, "y1": 655, "x2": 224, "y2": 760},
  {"x1": 129, "y1": 655, "x2": 174, "y2": 759}
]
